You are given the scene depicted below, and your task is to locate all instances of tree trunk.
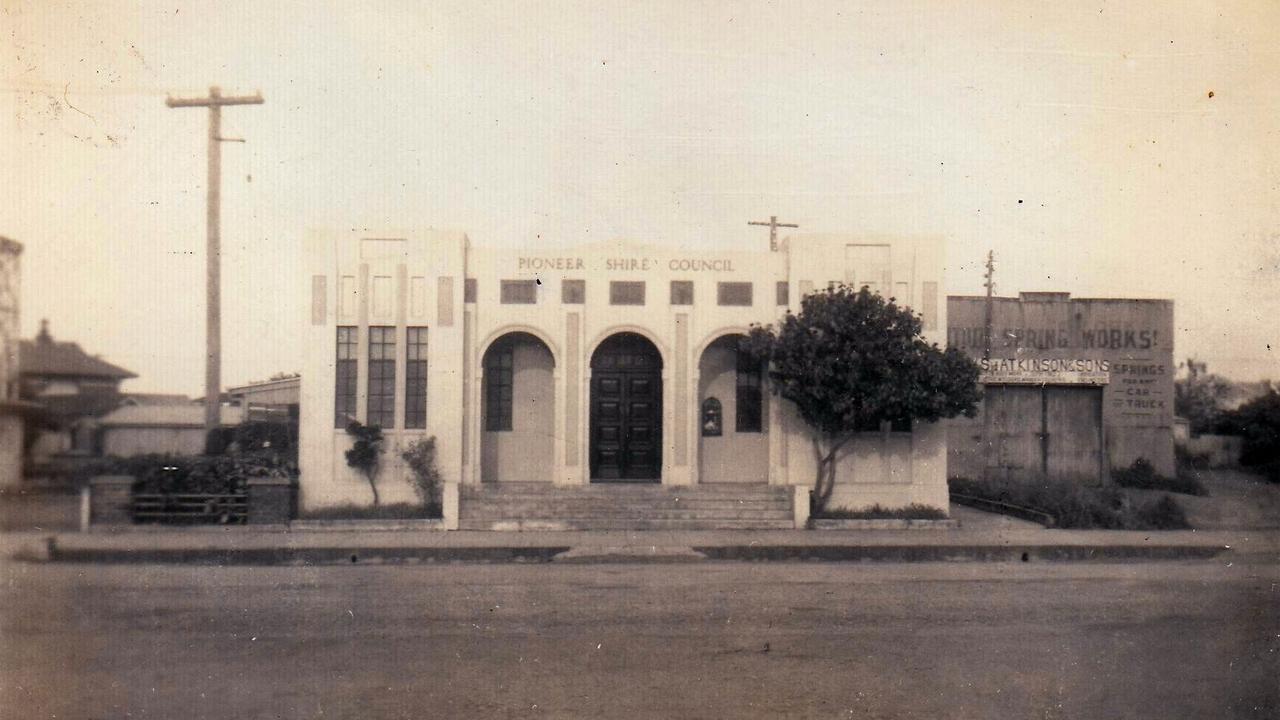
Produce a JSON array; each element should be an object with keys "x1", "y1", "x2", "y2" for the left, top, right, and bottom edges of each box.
[
  {"x1": 367, "y1": 473, "x2": 380, "y2": 506},
  {"x1": 811, "y1": 434, "x2": 854, "y2": 515}
]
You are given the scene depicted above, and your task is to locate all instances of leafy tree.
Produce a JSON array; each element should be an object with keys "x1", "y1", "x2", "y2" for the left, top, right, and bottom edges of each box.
[
  {"x1": 344, "y1": 421, "x2": 384, "y2": 505},
  {"x1": 1174, "y1": 358, "x2": 1234, "y2": 434},
  {"x1": 744, "y1": 285, "x2": 981, "y2": 513}
]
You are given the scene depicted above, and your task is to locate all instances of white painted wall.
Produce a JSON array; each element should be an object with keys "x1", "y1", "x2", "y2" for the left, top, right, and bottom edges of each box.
[
  {"x1": 300, "y1": 231, "x2": 951, "y2": 514},
  {"x1": 697, "y1": 338, "x2": 767, "y2": 484},
  {"x1": 481, "y1": 338, "x2": 555, "y2": 482}
]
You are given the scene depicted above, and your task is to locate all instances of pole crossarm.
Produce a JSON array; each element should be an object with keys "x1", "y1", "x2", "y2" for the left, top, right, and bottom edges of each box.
[
  {"x1": 748, "y1": 215, "x2": 799, "y2": 252},
  {"x1": 166, "y1": 93, "x2": 263, "y2": 108}
]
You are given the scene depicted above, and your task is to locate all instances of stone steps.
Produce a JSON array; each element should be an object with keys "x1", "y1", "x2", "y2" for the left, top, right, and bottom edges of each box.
[
  {"x1": 457, "y1": 518, "x2": 798, "y2": 532},
  {"x1": 459, "y1": 483, "x2": 796, "y2": 531}
]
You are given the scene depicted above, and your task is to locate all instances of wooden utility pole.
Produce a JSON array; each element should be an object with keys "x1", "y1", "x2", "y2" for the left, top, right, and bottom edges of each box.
[
  {"x1": 982, "y1": 250, "x2": 995, "y2": 360},
  {"x1": 166, "y1": 86, "x2": 263, "y2": 452},
  {"x1": 748, "y1": 215, "x2": 799, "y2": 252}
]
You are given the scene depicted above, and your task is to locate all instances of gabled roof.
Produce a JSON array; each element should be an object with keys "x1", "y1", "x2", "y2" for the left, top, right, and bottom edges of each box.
[{"x1": 19, "y1": 321, "x2": 136, "y2": 380}]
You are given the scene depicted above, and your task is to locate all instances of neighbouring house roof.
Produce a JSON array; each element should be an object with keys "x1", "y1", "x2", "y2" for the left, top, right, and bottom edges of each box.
[
  {"x1": 119, "y1": 393, "x2": 191, "y2": 407},
  {"x1": 19, "y1": 321, "x2": 136, "y2": 380},
  {"x1": 98, "y1": 404, "x2": 243, "y2": 429}
]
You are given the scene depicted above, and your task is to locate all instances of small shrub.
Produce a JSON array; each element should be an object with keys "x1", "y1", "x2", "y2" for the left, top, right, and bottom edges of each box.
[
  {"x1": 815, "y1": 503, "x2": 947, "y2": 520},
  {"x1": 344, "y1": 421, "x2": 384, "y2": 505},
  {"x1": 1112, "y1": 457, "x2": 1207, "y2": 496},
  {"x1": 401, "y1": 437, "x2": 444, "y2": 518},
  {"x1": 1134, "y1": 495, "x2": 1192, "y2": 530}
]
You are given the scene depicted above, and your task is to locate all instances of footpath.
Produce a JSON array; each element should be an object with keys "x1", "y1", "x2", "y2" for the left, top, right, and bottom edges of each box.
[{"x1": 1, "y1": 521, "x2": 1274, "y2": 566}]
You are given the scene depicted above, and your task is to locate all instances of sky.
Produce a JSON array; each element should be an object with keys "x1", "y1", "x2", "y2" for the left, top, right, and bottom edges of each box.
[{"x1": 3, "y1": 0, "x2": 1278, "y2": 395}]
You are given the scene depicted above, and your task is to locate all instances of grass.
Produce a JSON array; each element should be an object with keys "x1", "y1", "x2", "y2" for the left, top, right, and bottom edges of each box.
[
  {"x1": 1112, "y1": 458, "x2": 1207, "y2": 496},
  {"x1": 297, "y1": 502, "x2": 442, "y2": 521},
  {"x1": 814, "y1": 503, "x2": 948, "y2": 520},
  {"x1": 948, "y1": 476, "x2": 1191, "y2": 530}
]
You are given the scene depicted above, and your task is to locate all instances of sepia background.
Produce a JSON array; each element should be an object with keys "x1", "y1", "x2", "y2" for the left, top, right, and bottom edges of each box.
[{"x1": 3, "y1": 0, "x2": 1277, "y2": 395}]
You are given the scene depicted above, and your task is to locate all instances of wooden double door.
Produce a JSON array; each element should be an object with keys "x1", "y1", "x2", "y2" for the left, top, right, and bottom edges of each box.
[
  {"x1": 590, "y1": 333, "x2": 663, "y2": 482},
  {"x1": 983, "y1": 385, "x2": 1105, "y2": 484}
]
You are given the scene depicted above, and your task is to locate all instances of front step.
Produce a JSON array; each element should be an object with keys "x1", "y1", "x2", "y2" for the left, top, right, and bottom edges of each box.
[{"x1": 459, "y1": 483, "x2": 796, "y2": 531}]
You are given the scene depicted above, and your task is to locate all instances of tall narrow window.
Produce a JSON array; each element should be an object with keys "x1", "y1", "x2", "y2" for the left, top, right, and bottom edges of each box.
[
  {"x1": 405, "y1": 327, "x2": 428, "y2": 429},
  {"x1": 334, "y1": 326, "x2": 357, "y2": 428},
  {"x1": 735, "y1": 349, "x2": 763, "y2": 432},
  {"x1": 485, "y1": 342, "x2": 514, "y2": 431},
  {"x1": 367, "y1": 326, "x2": 396, "y2": 429}
]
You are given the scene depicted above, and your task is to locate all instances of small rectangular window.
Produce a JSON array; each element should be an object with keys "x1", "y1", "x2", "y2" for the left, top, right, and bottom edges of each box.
[
  {"x1": 562, "y1": 279, "x2": 585, "y2": 304},
  {"x1": 405, "y1": 327, "x2": 428, "y2": 429},
  {"x1": 718, "y1": 282, "x2": 753, "y2": 307},
  {"x1": 735, "y1": 350, "x2": 763, "y2": 432},
  {"x1": 670, "y1": 280, "x2": 693, "y2": 305},
  {"x1": 500, "y1": 279, "x2": 537, "y2": 304},
  {"x1": 334, "y1": 326, "x2": 357, "y2": 428},
  {"x1": 464, "y1": 278, "x2": 477, "y2": 303},
  {"x1": 610, "y1": 281, "x2": 645, "y2": 306},
  {"x1": 366, "y1": 326, "x2": 396, "y2": 429},
  {"x1": 775, "y1": 281, "x2": 789, "y2": 306},
  {"x1": 484, "y1": 343, "x2": 514, "y2": 431}
]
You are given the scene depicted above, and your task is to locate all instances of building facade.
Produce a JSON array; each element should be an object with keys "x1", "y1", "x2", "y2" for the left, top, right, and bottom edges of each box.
[
  {"x1": 947, "y1": 292, "x2": 1175, "y2": 483},
  {"x1": 0, "y1": 237, "x2": 22, "y2": 486},
  {"x1": 300, "y1": 230, "x2": 950, "y2": 519}
]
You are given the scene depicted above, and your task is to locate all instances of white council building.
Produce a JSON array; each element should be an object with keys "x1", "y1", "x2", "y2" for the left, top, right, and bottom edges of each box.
[{"x1": 299, "y1": 230, "x2": 948, "y2": 529}]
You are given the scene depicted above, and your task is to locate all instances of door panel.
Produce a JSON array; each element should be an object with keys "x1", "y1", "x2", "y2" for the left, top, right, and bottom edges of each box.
[
  {"x1": 983, "y1": 386, "x2": 1044, "y2": 481},
  {"x1": 590, "y1": 334, "x2": 663, "y2": 481},
  {"x1": 1045, "y1": 386, "x2": 1103, "y2": 483}
]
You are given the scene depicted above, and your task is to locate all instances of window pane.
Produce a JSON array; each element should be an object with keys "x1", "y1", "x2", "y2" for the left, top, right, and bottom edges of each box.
[
  {"x1": 670, "y1": 280, "x2": 693, "y2": 305},
  {"x1": 562, "y1": 279, "x2": 585, "y2": 304},
  {"x1": 718, "y1": 282, "x2": 753, "y2": 307},
  {"x1": 609, "y1": 281, "x2": 645, "y2": 305},
  {"x1": 776, "y1": 281, "x2": 789, "y2": 306},
  {"x1": 500, "y1": 280, "x2": 537, "y2": 304},
  {"x1": 464, "y1": 278, "x2": 477, "y2": 303}
]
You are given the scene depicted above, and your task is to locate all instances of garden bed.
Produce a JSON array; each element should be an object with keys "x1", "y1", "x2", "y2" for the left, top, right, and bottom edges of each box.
[{"x1": 948, "y1": 476, "x2": 1191, "y2": 530}]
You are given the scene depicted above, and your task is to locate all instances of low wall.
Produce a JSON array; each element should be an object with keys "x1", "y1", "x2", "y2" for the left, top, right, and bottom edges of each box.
[{"x1": 87, "y1": 474, "x2": 298, "y2": 528}]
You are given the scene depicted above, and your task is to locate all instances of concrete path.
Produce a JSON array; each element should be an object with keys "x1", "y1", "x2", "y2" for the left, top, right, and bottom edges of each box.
[{"x1": 1, "y1": 523, "x2": 1272, "y2": 565}]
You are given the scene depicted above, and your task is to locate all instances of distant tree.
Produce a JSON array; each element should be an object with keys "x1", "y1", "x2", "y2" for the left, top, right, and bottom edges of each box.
[
  {"x1": 1174, "y1": 358, "x2": 1234, "y2": 434},
  {"x1": 1218, "y1": 389, "x2": 1280, "y2": 482},
  {"x1": 344, "y1": 421, "x2": 384, "y2": 505},
  {"x1": 743, "y1": 285, "x2": 982, "y2": 513}
]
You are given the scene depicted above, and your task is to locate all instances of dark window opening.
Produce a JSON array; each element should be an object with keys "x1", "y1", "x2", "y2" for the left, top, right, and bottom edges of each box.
[
  {"x1": 367, "y1": 326, "x2": 396, "y2": 429},
  {"x1": 484, "y1": 343, "x2": 514, "y2": 431},
  {"x1": 334, "y1": 326, "x2": 357, "y2": 428},
  {"x1": 464, "y1": 278, "x2": 477, "y2": 303},
  {"x1": 405, "y1": 327, "x2": 428, "y2": 429},
  {"x1": 735, "y1": 349, "x2": 763, "y2": 432},
  {"x1": 670, "y1": 280, "x2": 694, "y2": 305},
  {"x1": 718, "y1": 282, "x2": 753, "y2": 307},
  {"x1": 776, "y1": 281, "x2": 789, "y2": 306},
  {"x1": 501, "y1": 279, "x2": 537, "y2": 304},
  {"x1": 562, "y1": 279, "x2": 585, "y2": 304},
  {"x1": 610, "y1": 281, "x2": 646, "y2": 305}
]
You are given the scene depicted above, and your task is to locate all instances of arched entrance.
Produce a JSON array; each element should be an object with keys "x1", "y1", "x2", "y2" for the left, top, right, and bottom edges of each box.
[
  {"x1": 590, "y1": 332, "x2": 663, "y2": 482},
  {"x1": 480, "y1": 332, "x2": 555, "y2": 483},
  {"x1": 697, "y1": 333, "x2": 768, "y2": 483}
]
